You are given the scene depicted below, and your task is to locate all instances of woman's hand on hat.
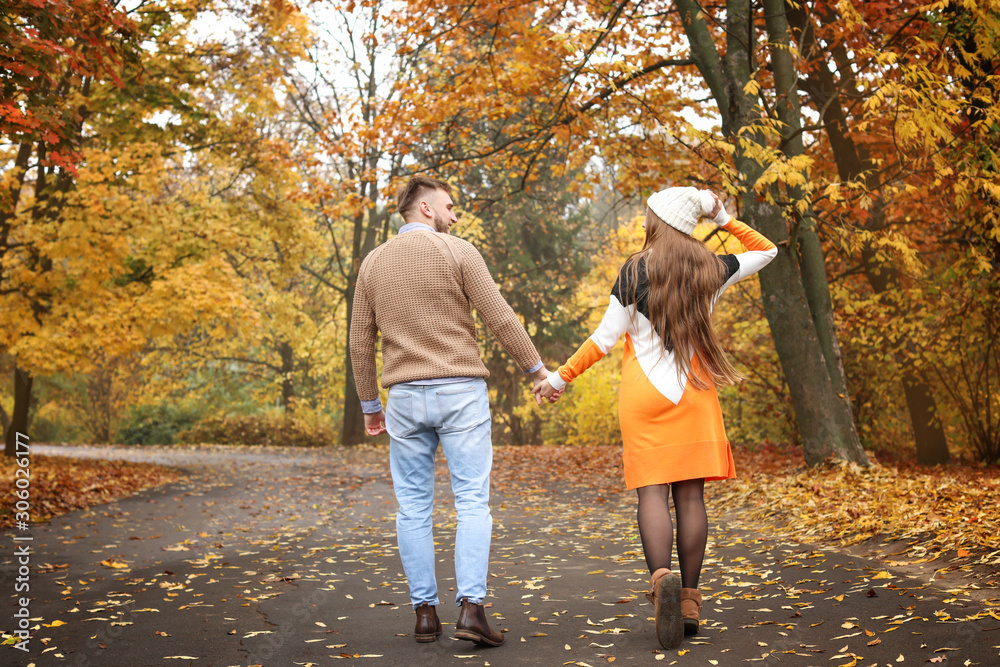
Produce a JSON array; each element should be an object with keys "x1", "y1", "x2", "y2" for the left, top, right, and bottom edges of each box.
[
  {"x1": 706, "y1": 191, "x2": 732, "y2": 225},
  {"x1": 706, "y1": 192, "x2": 723, "y2": 218}
]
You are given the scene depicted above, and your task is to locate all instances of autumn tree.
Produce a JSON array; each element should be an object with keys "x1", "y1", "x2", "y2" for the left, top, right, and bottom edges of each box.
[
  {"x1": 780, "y1": 0, "x2": 951, "y2": 463},
  {"x1": 98, "y1": 0, "x2": 322, "y2": 434},
  {"x1": 466, "y1": 173, "x2": 592, "y2": 446},
  {"x1": 391, "y1": 0, "x2": 867, "y2": 464},
  {"x1": 286, "y1": 0, "x2": 444, "y2": 445},
  {"x1": 665, "y1": 0, "x2": 868, "y2": 466},
  {"x1": 1, "y1": 0, "x2": 140, "y2": 455},
  {"x1": 1, "y1": 0, "x2": 315, "y2": 452}
]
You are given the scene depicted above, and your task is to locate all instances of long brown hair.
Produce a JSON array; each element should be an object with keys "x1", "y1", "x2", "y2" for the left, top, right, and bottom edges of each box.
[{"x1": 623, "y1": 208, "x2": 744, "y2": 390}]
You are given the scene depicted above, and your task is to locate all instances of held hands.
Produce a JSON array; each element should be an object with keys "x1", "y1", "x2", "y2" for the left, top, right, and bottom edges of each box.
[
  {"x1": 364, "y1": 410, "x2": 387, "y2": 436},
  {"x1": 529, "y1": 366, "x2": 564, "y2": 405},
  {"x1": 365, "y1": 369, "x2": 562, "y2": 434},
  {"x1": 533, "y1": 377, "x2": 560, "y2": 402}
]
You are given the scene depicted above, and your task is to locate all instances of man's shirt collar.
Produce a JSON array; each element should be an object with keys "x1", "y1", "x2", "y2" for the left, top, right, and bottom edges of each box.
[{"x1": 399, "y1": 222, "x2": 436, "y2": 234}]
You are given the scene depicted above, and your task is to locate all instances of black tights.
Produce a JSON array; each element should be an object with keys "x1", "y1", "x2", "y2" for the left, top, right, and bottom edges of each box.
[{"x1": 636, "y1": 480, "x2": 707, "y2": 589}]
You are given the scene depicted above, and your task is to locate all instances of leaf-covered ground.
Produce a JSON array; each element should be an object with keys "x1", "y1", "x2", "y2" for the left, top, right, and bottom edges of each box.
[
  {"x1": 3, "y1": 443, "x2": 997, "y2": 665},
  {"x1": 492, "y1": 443, "x2": 1000, "y2": 590},
  {"x1": 713, "y1": 445, "x2": 1000, "y2": 592},
  {"x1": 4, "y1": 443, "x2": 998, "y2": 584},
  {"x1": 0, "y1": 455, "x2": 181, "y2": 529}
]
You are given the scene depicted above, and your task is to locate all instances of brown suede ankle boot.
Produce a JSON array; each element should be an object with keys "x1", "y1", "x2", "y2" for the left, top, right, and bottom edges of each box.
[
  {"x1": 414, "y1": 603, "x2": 442, "y2": 643},
  {"x1": 454, "y1": 597, "x2": 504, "y2": 646},
  {"x1": 680, "y1": 588, "x2": 702, "y2": 636},
  {"x1": 645, "y1": 568, "x2": 682, "y2": 649}
]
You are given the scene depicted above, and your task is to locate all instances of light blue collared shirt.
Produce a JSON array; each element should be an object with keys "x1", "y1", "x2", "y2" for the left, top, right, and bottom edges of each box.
[{"x1": 360, "y1": 222, "x2": 543, "y2": 414}]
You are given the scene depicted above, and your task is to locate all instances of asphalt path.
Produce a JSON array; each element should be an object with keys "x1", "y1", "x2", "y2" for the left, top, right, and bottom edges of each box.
[{"x1": 2, "y1": 444, "x2": 997, "y2": 666}]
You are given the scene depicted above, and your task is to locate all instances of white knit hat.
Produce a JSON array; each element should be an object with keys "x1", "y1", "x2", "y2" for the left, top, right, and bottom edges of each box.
[{"x1": 646, "y1": 187, "x2": 719, "y2": 235}]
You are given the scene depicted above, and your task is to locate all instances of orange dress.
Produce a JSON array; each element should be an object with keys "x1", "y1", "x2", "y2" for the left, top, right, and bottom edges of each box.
[{"x1": 547, "y1": 219, "x2": 776, "y2": 489}]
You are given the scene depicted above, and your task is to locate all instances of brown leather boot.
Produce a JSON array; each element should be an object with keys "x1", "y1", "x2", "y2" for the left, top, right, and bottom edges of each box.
[
  {"x1": 414, "y1": 603, "x2": 442, "y2": 643},
  {"x1": 454, "y1": 597, "x2": 504, "y2": 646},
  {"x1": 645, "y1": 568, "x2": 682, "y2": 650},
  {"x1": 680, "y1": 588, "x2": 702, "y2": 636}
]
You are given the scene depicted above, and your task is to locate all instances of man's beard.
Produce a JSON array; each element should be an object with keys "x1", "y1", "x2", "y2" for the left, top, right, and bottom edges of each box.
[{"x1": 433, "y1": 212, "x2": 451, "y2": 234}]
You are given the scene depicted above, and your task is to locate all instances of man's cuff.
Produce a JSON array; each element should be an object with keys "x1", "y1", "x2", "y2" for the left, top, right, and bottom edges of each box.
[
  {"x1": 524, "y1": 360, "x2": 544, "y2": 374},
  {"x1": 547, "y1": 370, "x2": 567, "y2": 391},
  {"x1": 361, "y1": 398, "x2": 384, "y2": 414}
]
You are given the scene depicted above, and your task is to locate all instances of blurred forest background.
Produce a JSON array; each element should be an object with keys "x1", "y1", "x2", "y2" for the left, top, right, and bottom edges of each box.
[{"x1": 2, "y1": 0, "x2": 998, "y2": 467}]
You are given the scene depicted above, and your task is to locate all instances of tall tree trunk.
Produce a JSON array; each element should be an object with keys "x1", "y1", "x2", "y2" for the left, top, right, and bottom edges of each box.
[
  {"x1": 788, "y1": 0, "x2": 950, "y2": 464},
  {"x1": 749, "y1": 193, "x2": 866, "y2": 465},
  {"x1": 676, "y1": 0, "x2": 868, "y2": 465},
  {"x1": 340, "y1": 203, "x2": 387, "y2": 446},
  {"x1": 4, "y1": 365, "x2": 32, "y2": 457},
  {"x1": 341, "y1": 277, "x2": 367, "y2": 446},
  {"x1": 340, "y1": 10, "x2": 393, "y2": 447},
  {"x1": 763, "y1": 0, "x2": 850, "y2": 399},
  {"x1": 860, "y1": 244, "x2": 950, "y2": 463},
  {"x1": 279, "y1": 341, "x2": 295, "y2": 413},
  {"x1": 0, "y1": 400, "x2": 9, "y2": 438},
  {"x1": 339, "y1": 204, "x2": 372, "y2": 448}
]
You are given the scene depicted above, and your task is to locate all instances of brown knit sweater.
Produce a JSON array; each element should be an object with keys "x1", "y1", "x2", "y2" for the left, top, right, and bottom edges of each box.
[{"x1": 349, "y1": 228, "x2": 541, "y2": 403}]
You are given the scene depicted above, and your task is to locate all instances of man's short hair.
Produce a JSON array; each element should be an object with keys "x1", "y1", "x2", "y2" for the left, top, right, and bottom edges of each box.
[{"x1": 397, "y1": 176, "x2": 451, "y2": 219}]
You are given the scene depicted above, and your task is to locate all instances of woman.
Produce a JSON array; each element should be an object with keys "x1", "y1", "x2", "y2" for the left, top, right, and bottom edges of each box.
[{"x1": 535, "y1": 187, "x2": 776, "y2": 649}]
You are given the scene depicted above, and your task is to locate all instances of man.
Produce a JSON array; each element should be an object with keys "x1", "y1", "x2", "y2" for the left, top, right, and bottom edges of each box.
[{"x1": 349, "y1": 175, "x2": 550, "y2": 647}]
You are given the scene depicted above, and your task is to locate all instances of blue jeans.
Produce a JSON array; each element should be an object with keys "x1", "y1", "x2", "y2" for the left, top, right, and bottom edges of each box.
[{"x1": 385, "y1": 378, "x2": 493, "y2": 608}]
